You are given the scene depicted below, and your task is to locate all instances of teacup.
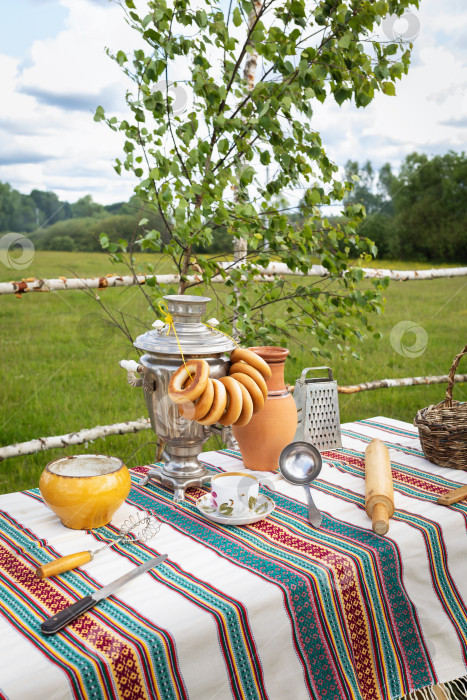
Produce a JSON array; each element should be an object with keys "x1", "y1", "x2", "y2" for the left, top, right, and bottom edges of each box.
[{"x1": 210, "y1": 472, "x2": 273, "y2": 517}]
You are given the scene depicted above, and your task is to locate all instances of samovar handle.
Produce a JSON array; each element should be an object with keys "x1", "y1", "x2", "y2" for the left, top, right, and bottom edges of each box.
[{"x1": 119, "y1": 360, "x2": 143, "y2": 388}]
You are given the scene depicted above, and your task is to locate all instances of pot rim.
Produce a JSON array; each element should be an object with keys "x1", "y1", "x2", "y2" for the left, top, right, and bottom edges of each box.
[
  {"x1": 248, "y1": 346, "x2": 290, "y2": 363},
  {"x1": 45, "y1": 454, "x2": 125, "y2": 479}
]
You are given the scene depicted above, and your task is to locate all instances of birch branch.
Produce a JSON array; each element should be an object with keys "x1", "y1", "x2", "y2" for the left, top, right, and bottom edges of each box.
[
  {"x1": 0, "y1": 418, "x2": 151, "y2": 461},
  {"x1": 337, "y1": 374, "x2": 467, "y2": 394},
  {"x1": 2, "y1": 265, "x2": 466, "y2": 296}
]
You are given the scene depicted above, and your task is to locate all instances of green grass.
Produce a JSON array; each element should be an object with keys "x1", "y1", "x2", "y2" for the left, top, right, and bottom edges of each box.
[
  {"x1": 0, "y1": 250, "x2": 173, "y2": 281},
  {"x1": 0, "y1": 251, "x2": 466, "y2": 494}
]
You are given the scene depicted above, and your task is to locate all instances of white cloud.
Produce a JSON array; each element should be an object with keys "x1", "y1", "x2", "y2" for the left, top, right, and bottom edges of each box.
[{"x1": 0, "y1": 0, "x2": 139, "y2": 203}]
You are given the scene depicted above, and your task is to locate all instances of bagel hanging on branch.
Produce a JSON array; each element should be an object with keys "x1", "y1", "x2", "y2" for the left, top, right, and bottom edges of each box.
[{"x1": 169, "y1": 348, "x2": 270, "y2": 428}]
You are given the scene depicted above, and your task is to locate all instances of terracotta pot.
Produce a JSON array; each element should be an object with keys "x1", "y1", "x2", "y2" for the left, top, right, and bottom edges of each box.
[{"x1": 232, "y1": 346, "x2": 297, "y2": 471}]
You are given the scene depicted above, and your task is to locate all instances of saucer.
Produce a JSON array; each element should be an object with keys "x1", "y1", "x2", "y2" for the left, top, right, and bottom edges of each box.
[{"x1": 196, "y1": 494, "x2": 275, "y2": 526}]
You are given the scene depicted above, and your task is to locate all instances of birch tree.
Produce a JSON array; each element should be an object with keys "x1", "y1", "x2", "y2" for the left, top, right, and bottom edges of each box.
[{"x1": 96, "y1": 0, "x2": 418, "y2": 358}]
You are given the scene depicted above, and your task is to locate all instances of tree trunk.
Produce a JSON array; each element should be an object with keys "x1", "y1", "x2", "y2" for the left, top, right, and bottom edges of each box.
[{"x1": 233, "y1": 1, "x2": 263, "y2": 335}]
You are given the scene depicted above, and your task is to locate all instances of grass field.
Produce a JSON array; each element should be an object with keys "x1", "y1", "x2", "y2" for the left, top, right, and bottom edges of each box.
[{"x1": 0, "y1": 251, "x2": 466, "y2": 494}]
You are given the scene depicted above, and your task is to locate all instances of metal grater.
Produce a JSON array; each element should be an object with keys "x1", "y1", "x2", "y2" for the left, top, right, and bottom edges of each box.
[{"x1": 293, "y1": 367, "x2": 342, "y2": 451}]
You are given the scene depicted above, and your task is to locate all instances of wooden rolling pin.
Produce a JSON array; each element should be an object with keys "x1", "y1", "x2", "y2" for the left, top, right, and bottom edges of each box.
[
  {"x1": 437, "y1": 484, "x2": 467, "y2": 506},
  {"x1": 365, "y1": 439, "x2": 394, "y2": 535}
]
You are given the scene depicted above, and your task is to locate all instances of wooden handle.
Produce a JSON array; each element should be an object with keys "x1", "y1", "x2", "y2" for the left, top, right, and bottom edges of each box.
[
  {"x1": 36, "y1": 551, "x2": 92, "y2": 579},
  {"x1": 372, "y1": 502, "x2": 389, "y2": 535},
  {"x1": 437, "y1": 484, "x2": 467, "y2": 506},
  {"x1": 365, "y1": 439, "x2": 394, "y2": 535},
  {"x1": 444, "y1": 342, "x2": 467, "y2": 407}
]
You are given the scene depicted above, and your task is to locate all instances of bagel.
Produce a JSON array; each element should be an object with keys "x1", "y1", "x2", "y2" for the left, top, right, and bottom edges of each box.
[
  {"x1": 230, "y1": 348, "x2": 271, "y2": 381},
  {"x1": 178, "y1": 378, "x2": 214, "y2": 421},
  {"x1": 177, "y1": 400, "x2": 195, "y2": 420},
  {"x1": 218, "y1": 376, "x2": 243, "y2": 426},
  {"x1": 168, "y1": 359, "x2": 209, "y2": 404},
  {"x1": 197, "y1": 378, "x2": 228, "y2": 426},
  {"x1": 229, "y1": 362, "x2": 268, "y2": 400},
  {"x1": 231, "y1": 373, "x2": 264, "y2": 414},
  {"x1": 233, "y1": 381, "x2": 254, "y2": 427}
]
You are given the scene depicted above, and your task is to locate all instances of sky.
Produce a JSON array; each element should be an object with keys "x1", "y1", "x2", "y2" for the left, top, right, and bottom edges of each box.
[{"x1": 0, "y1": 0, "x2": 466, "y2": 205}]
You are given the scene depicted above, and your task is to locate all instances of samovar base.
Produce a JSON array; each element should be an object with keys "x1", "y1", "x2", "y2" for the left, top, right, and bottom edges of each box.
[
  {"x1": 139, "y1": 464, "x2": 216, "y2": 503},
  {"x1": 138, "y1": 427, "x2": 237, "y2": 502}
]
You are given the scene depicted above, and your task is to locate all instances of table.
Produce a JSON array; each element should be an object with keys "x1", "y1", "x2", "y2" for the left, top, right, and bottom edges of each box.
[{"x1": 1, "y1": 416, "x2": 467, "y2": 700}]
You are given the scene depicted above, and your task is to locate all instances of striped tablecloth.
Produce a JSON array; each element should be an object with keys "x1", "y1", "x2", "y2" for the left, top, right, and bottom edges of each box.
[{"x1": 1, "y1": 416, "x2": 467, "y2": 700}]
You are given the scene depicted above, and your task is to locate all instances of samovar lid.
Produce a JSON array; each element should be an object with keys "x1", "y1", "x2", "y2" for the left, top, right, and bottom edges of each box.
[{"x1": 133, "y1": 295, "x2": 236, "y2": 356}]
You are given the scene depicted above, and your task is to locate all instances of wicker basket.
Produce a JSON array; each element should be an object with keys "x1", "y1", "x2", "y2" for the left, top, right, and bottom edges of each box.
[{"x1": 414, "y1": 343, "x2": 467, "y2": 470}]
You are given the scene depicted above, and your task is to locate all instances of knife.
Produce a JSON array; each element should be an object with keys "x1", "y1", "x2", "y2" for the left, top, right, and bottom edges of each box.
[{"x1": 41, "y1": 553, "x2": 168, "y2": 635}]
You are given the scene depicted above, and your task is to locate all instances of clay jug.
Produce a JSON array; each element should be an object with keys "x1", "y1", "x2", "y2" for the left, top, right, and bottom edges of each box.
[{"x1": 232, "y1": 346, "x2": 297, "y2": 471}]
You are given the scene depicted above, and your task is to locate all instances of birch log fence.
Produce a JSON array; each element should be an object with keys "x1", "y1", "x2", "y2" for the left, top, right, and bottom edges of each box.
[
  {"x1": 1, "y1": 374, "x2": 466, "y2": 461},
  {"x1": 1, "y1": 264, "x2": 467, "y2": 296}
]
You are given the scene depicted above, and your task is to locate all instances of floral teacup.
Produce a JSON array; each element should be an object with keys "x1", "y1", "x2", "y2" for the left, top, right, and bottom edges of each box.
[{"x1": 210, "y1": 472, "x2": 273, "y2": 517}]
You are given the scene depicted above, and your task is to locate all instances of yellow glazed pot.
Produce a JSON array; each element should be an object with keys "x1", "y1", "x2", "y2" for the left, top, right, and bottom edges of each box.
[{"x1": 39, "y1": 454, "x2": 131, "y2": 530}]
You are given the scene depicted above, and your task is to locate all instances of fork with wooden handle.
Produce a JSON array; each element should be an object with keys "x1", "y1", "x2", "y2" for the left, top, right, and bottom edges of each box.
[{"x1": 437, "y1": 484, "x2": 467, "y2": 506}]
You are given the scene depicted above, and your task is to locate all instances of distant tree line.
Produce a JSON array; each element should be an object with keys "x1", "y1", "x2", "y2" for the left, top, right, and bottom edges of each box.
[
  {"x1": 0, "y1": 150, "x2": 466, "y2": 261},
  {"x1": 0, "y1": 184, "x2": 170, "y2": 253},
  {"x1": 343, "y1": 150, "x2": 467, "y2": 262},
  {"x1": 0, "y1": 184, "x2": 229, "y2": 254}
]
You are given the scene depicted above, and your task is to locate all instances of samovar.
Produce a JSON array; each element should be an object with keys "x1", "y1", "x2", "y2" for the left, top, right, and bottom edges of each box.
[{"x1": 120, "y1": 295, "x2": 236, "y2": 501}]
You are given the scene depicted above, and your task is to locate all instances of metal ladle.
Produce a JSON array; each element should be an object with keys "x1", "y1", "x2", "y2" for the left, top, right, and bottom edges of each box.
[{"x1": 279, "y1": 441, "x2": 323, "y2": 527}]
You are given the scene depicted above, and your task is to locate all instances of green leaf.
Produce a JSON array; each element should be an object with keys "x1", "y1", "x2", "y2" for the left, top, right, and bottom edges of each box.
[
  {"x1": 99, "y1": 233, "x2": 110, "y2": 249},
  {"x1": 94, "y1": 105, "x2": 105, "y2": 122},
  {"x1": 240, "y1": 165, "x2": 255, "y2": 186},
  {"x1": 274, "y1": 319, "x2": 288, "y2": 331},
  {"x1": 382, "y1": 81, "x2": 396, "y2": 96},
  {"x1": 233, "y1": 7, "x2": 242, "y2": 26},
  {"x1": 338, "y1": 34, "x2": 351, "y2": 49},
  {"x1": 334, "y1": 87, "x2": 351, "y2": 105}
]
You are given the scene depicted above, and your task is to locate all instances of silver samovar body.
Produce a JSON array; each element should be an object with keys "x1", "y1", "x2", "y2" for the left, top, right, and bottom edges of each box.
[{"x1": 120, "y1": 295, "x2": 236, "y2": 501}]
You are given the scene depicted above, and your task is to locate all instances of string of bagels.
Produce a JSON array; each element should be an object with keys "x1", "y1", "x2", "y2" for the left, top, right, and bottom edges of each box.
[
  {"x1": 158, "y1": 301, "x2": 270, "y2": 426},
  {"x1": 168, "y1": 349, "x2": 271, "y2": 427}
]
